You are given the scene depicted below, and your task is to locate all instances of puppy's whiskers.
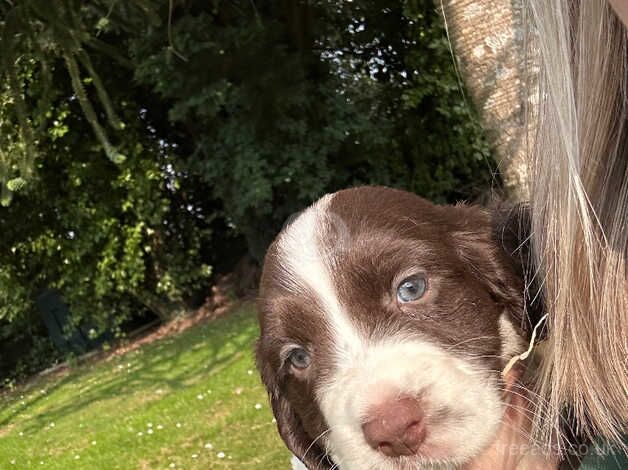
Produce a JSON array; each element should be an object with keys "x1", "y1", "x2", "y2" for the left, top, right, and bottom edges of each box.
[{"x1": 445, "y1": 335, "x2": 501, "y2": 351}]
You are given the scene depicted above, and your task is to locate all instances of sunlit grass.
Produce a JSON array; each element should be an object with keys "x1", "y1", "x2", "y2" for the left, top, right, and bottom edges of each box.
[{"x1": 0, "y1": 304, "x2": 288, "y2": 469}]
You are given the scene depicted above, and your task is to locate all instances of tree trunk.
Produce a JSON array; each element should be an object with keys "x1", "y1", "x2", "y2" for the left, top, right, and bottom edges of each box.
[
  {"x1": 440, "y1": 0, "x2": 537, "y2": 200},
  {"x1": 130, "y1": 289, "x2": 186, "y2": 322}
]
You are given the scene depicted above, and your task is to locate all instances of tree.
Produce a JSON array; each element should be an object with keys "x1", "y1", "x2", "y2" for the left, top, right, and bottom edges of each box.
[
  {"x1": 130, "y1": 0, "x2": 493, "y2": 256},
  {"x1": 0, "y1": 2, "x2": 214, "y2": 362}
]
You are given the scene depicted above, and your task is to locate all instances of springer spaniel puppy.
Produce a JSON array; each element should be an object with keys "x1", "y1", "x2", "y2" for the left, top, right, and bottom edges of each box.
[{"x1": 256, "y1": 186, "x2": 541, "y2": 470}]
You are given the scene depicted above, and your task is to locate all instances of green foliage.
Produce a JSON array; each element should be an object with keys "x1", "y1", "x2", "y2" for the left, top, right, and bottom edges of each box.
[
  {"x1": 0, "y1": 39, "x2": 213, "y2": 379},
  {"x1": 0, "y1": 0, "x2": 496, "y2": 379},
  {"x1": 130, "y1": 0, "x2": 493, "y2": 255},
  {"x1": 0, "y1": 121, "x2": 212, "y2": 324},
  {"x1": 0, "y1": 1, "x2": 155, "y2": 194}
]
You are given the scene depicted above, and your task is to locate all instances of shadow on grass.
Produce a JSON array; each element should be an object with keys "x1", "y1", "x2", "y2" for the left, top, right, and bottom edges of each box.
[
  {"x1": 0, "y1": 374, "x2": 76, "y2": 429},
  {"x1": 5, "y1": 307, "x2": 259, "y2": 434}
]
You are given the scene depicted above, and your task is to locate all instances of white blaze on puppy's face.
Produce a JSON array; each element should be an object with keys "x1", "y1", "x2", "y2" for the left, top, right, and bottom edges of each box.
[
  {"x1": 277, "y1": 194, "x2": 364, "y2": 360},
  {"x1": 275, "y1": 193, "x2": 508, "y2": 470}
]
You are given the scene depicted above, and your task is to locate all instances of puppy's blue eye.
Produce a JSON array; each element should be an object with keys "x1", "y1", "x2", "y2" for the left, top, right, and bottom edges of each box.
[
  {"x1": 288, "y1": 348, "x2": 311, "y2": 370},
  {"x1": 397, "y1": 275, "x2": 427, "y2": 303}
]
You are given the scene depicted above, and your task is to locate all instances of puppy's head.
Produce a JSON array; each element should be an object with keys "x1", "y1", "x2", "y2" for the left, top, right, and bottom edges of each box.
[{"x1": 256, "y1": 186, "x2": 532, "y2": 469}]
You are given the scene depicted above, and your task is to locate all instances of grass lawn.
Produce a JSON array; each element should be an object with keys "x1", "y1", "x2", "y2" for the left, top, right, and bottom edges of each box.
[{"x1": 0, "y1": 303, "x2": 289, "y2": 469}]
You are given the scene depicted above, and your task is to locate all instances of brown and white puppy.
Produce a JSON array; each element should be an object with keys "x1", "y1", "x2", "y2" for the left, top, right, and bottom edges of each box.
[{"x1": 256, "y1": 186, "x2": 536, "y2": 470}]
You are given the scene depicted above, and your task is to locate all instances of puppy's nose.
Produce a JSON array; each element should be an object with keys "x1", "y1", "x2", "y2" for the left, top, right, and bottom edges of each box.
[{"x1": 361, "y1": 397, "x2": 426, "y2": 457}]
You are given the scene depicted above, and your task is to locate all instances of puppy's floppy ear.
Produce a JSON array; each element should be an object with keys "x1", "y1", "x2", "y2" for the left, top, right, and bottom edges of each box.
[
  {"x1": 450, "y1": 203, "x2": 542, "y2": 335},
  {"x1": 255, "y1": 339, "x2": 334, "y2": 470},
  {"x1": 490, "y1": 203, "x2": 545, "y2": 335}
]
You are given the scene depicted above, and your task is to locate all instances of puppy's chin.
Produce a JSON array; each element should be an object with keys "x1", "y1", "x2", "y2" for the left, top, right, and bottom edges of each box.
[{"x1": 317, "y1": 339, "x2": 504, "y2": 470}]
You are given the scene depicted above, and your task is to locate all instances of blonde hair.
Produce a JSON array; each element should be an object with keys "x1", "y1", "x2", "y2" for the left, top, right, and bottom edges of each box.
[{"x1": 525, "y1": 0, "x2": 627, "y2": 450}]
